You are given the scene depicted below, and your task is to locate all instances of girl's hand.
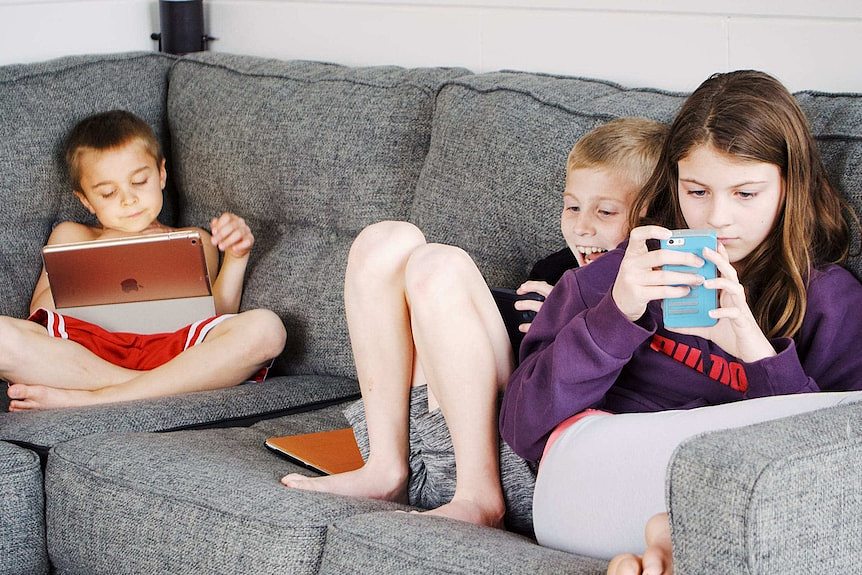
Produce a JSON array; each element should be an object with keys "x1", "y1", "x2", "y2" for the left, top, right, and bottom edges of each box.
[
  {"x1": 669, "y1": 243, "x2": 776, "y2": 362},
  {"x1": 210, "y1": 212, "x2": 254, "y2": 258},
  {"x1": 612, "y1": 226, "x2": 706, "y2": 322},
  {"x1": 515, "y1": 280, "x2": 553, "y2": 333}
]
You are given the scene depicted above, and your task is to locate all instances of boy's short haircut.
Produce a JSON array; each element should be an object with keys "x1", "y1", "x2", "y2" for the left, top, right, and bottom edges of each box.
[
  {"x1": 64, "y1": 109, "x2": 164, "y2": 192},
  {"x1": 567, "y1": 117, "x2": 668, "y2": 190}
]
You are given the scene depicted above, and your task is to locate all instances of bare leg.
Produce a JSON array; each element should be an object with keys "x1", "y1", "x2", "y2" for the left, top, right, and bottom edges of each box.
[
  {"x1": 7, "y1": 309, "x2": 285, "y2": 410},
  {"x1": 0, "y1": 316, "x2": 139, "y2": 392},
  {"x1": 282, "y1": 221, "x2": 426, "y2": 502},
  {"x1": 404, "y1": 243, "x2": 513, "y2": 528},
  {"x1": 606, "y1": 513, "x2": 673, "y2": 575}
]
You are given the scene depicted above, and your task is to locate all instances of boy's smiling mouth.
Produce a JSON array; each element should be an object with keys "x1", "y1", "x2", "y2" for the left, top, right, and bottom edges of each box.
[{"x1": 575, "y1": 245, "x2": 608, "y2": 264}]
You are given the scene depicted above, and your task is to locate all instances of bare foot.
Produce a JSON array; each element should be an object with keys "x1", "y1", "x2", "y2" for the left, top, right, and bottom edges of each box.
[
  {"x1": 422, "y1": 495, "x2": 505, "y2": 529},
  {"x1": 281, "y1": 461, "x2": 409, "y2": 504},
  {"x1": 606, "y1": 513, "x2": 673, "y2": 575},
  {"x1": 7, "y1": 383, "x2": 104, "y2": 411}
]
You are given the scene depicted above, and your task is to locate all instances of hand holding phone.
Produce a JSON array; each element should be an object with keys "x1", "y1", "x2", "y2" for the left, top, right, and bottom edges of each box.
[{"x1": 660, "y1": 230, "x2": 718, "y2": 328}]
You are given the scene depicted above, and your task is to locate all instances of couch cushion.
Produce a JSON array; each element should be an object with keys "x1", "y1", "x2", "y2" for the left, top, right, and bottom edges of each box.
[
  {"x1": 0, "y1": 52, "x2": 177, "y2": 318},
  {"x1": 796, "y1": 92, "x2": 862, "y2": 280},
  {"x1": 0, "y1": 374, "x2": 358, "y2": 453},
  {"x1": 319, "y1": 511, "x2": 608, "y2": 575},
  {"x1": 412, "y1": 72, "x2": 862, "y2": 288},
  {"x1": 0, "y1": 441, "x2": 47, "y2": 575},
  {"x1": 668, "y1": 400, "x2": 862, "y2": 575},
  {"x1": 46, "y1": 416, "x2": 405, "y2": 575},
  {"x1": 167, "y1": 53, "x2": 469, "y2": 378},
  {"x1": 409, "y1": 72, "x2": 683, "y2": 289}
]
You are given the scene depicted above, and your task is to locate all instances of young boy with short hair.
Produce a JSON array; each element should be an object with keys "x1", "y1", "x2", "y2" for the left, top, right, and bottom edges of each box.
[
  {"x1": 2, "y1": 109, "x2": 286, "y2": 411},
  {"x1": 282, "y1": 117, "x2": 667, "y2": 530}
]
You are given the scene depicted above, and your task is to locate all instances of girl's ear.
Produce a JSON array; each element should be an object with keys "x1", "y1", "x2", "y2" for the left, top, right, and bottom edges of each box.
[
  {"x1": 74, "y1": 191, "x2": 96, "y2": 214},
  {"x1": 159, "y1": 158, "x2": 167, "y2": 190}
]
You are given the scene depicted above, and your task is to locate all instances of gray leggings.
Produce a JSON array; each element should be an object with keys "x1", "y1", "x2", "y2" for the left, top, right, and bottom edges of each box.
[{"x1": 533, "y1": 391, "x2": 862, "y2": 560}]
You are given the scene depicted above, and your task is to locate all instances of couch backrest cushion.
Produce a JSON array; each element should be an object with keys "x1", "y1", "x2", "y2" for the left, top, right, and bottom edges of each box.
[
  {"x1": 0, "y1": 52, "x2": 176, "y2": 318},
  {"x1": 796, "y1": 92, "x2": 862, "y2": 280},
  {"x1": 412, "y1": 72, "x2": 862, "y2": 288},
  {"x1": 168, "y1": 53, "x2": 467, "y2": 377},
  {"x1": 409, "y1": 72, "x2": 683, "y2": 288}
]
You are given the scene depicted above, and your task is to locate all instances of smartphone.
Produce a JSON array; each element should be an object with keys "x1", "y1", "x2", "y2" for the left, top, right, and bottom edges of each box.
[
  {"x1": 490, "y1": 287, "x2": 545, "y2": 350},
  {"x1": 660, "y1": 230, "x2": 718, "y2": 328}
]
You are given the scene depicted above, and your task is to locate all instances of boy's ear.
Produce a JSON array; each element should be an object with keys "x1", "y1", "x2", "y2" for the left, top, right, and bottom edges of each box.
[
  {"x1": 159, "y1": 158, "x2": 167, "y2": 190},
  {"x1": 74, "y1": 191, "x2": 96, "y2": 214}
]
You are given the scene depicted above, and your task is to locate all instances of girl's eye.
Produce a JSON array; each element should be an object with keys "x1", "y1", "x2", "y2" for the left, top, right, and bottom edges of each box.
[
  {"x1": 567, "y1": 206, "x2": 580, "y2": 213},
  {"x1": 101, "y1": 190, "x2": 116, "y2": 198},
  {"x1": 598, "y1": 210, "x2": 617, "y2": 217},
  {"x1": 737, "y1": 191, "x2": 756, "y2": 199},
  {"x1": 133, "y1": 179, "x2": 148, "y2": 186},
  {"x1": 687, "y1": 189, "x2": 707, "y2": 198}
]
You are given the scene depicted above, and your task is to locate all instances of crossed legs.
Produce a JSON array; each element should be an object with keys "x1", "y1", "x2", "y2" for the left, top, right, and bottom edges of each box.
[{"x1": 2, "y1": 309, "x2": 286, "y2": 410}]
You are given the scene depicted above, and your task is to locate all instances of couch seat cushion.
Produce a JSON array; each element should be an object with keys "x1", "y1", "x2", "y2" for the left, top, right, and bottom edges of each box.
[
  {"x1": 319, "y1": 511, "x2": 608, "y2": 574},
  {"x1": 0, "y1": 441, "x2": 47, "y2": 575},
  {"x1": 46, "y1": 411, "x2": 406, "y2": 575}
]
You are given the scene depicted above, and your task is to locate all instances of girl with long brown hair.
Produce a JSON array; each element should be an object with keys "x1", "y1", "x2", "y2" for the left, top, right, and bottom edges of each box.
[{"x1": 500, "y1": 70, "x2": 862, "y2": 575}]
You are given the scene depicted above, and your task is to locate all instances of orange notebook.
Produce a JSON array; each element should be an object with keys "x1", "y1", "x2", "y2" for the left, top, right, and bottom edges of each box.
[{"x1": 265, "y1": 427, "x2": 364, "y2": 475}]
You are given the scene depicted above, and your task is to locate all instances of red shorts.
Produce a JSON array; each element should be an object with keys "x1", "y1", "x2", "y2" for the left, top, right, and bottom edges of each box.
[{"x1": 29, "y1": 308, "x2": 269, "y2": 382}]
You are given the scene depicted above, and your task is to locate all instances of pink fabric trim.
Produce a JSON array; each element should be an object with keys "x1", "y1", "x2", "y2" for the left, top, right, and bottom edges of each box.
[{"x1": 542, "y1": 408, "x2": 611, "y2": 460}]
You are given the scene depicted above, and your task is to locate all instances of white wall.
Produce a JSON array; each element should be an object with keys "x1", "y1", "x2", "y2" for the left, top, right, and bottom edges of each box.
[{"x1": 2, "y1": 0, "x2": 861, "y2": 92}]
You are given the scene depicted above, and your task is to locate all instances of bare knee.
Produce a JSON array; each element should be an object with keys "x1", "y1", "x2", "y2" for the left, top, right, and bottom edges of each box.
[
  {"x1": 0, "y1": 316, "x2": 44, "y2": 369},
  {"x1": 232, "y1": 309, "x2": 287, "y2": 362},
  {"x1": 346, "y1": 221, "x2": 426, "y2": 286},
  {"x1": 404, "y1": 243, "x2": 479, "y2": 309}
]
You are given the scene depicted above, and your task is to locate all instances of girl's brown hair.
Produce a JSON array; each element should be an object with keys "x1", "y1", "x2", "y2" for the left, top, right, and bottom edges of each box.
[{"x1": 630, "y1": 70, "x2": 854, "y2": 339}]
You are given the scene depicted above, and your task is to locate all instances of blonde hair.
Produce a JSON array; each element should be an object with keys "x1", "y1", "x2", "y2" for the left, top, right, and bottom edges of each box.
[
  {"x1": 631, "y1": 70, "x2": 856, "y2": 339},
  {"x1": 567, "y1": 117, "x2": 669, "y2": 190},
  {"x1": 64, "y1": 110, "x2": 163, "y2": 192}
]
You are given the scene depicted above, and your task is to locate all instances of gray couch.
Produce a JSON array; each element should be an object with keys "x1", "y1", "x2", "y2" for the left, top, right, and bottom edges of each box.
[{"x1": 1, "y1": 51, "x2": 860, "y2": 575}]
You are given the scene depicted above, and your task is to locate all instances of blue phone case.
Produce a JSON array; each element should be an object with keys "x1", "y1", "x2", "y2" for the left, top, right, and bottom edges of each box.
[{"x1": 660, "y1": 230, "x2": 718, "y2": 328}]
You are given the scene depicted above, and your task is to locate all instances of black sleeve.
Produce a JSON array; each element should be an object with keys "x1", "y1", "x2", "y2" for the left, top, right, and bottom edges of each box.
[{"x1": 527, "y1": 248, "x2": 579, "y2": 285}]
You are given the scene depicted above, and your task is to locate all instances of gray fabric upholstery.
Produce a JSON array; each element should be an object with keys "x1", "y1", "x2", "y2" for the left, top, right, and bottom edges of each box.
[
  {"x1": 0, "y1": 52, "x2": 176, "y2": 319},
  {"x1": 410, "y1": 72, "x2": 683, "y2": 288},
  {"x1": 167, "y1": 53, "x2": 469, "y2": 378},
  {"x1": 667, "y1": 401, "x2": 862, "y2": 574},
  {"x1": 47, "y1": 425, "x2": 406, "y2": 575},
  {"x1": 319, "y1": 511, "x2": 608, "y2": 574},
  {"x1": 0, "y1": 375, "x2": 357, "y2": 450},
  {"x1": 796, "y1": 92, "x2": 862, "y2": 280},
  {"x1": 0, "y1": 441, "x2": 47, "y2": 575}
]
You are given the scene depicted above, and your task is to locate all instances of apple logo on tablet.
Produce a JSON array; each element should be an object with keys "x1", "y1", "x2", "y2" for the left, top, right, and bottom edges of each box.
[{"x1": 121, "y1": 278, "x2": 141, "y2": 293}]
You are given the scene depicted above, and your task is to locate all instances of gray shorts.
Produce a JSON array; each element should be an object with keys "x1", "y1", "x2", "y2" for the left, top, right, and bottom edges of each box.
[{"x1": 344, "y1": 385, "x2": 537, "y2": 534}]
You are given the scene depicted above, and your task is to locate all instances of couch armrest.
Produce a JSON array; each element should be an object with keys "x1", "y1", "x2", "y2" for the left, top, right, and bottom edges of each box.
[{"x1": 667, "y1": 400, "x2": 862, "y2": 574}]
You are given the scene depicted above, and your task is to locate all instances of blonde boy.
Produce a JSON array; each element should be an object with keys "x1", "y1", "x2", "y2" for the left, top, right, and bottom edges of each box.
[
  {"x1": 282, "y1": 118, "x2": 667, "y2": 529},
  {"x1": 3, "y1": 110, "x2": 286, "y2": 411}
]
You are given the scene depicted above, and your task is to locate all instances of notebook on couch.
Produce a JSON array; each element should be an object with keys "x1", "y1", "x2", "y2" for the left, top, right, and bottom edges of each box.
[
  {"x1": 265, "y1": 428, "x2": 364, "y2": 475},
  {"x1": 42, "y1": 230, "x2": 215, "y2": 334}
]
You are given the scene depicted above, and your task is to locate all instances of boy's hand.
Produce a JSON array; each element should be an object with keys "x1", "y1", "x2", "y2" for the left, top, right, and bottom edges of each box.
[
  {"x1": 515, "y1": 280, "x2": 553, "y2": 333},
  {"x1": 210, "y1": 213, "x2": 254, "y2": 258}
]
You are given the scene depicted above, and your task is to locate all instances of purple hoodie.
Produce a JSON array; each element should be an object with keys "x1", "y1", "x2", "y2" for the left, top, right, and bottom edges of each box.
[{"x1": 499, "y1": 247, "x2": 862, "y2": 463}]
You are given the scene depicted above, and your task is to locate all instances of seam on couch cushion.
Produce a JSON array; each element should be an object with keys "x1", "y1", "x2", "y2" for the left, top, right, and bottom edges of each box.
[
  {"x1": 171, "y1": 56, "x2": 462, "y2": 96},
  {"x1": 0, "y1": 52, "x2": 175, "y2": 85}
]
